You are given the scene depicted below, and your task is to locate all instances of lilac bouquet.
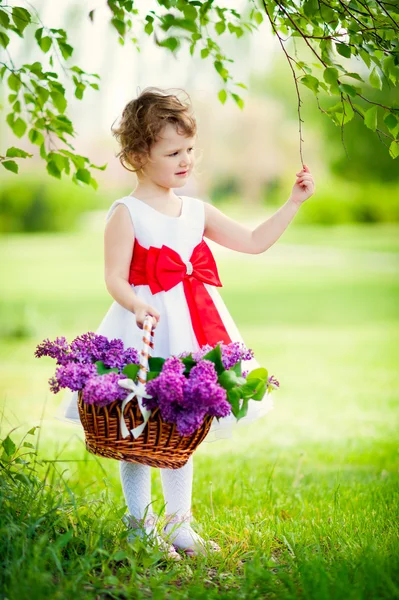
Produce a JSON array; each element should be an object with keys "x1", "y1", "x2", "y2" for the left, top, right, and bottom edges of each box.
[
  {"x1": 35, "y1": 333, "x2": 279, "y2": 437},
  {"x1": 34, "y1": 332, "x2": 140, "y2": 406}
]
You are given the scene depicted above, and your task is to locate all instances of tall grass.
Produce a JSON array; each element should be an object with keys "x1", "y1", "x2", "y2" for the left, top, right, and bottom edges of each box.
[{"x1": 1, "y1": 224, "x2": 398, "y2": 598}]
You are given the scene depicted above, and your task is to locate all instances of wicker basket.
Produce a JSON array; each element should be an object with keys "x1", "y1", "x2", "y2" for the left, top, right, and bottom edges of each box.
[{"x1": 78, "y1": 316, "x2": 214, "y2": 469}]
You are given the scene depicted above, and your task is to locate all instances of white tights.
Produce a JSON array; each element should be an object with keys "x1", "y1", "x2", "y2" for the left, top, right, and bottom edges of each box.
[{"x1": 119, "y1": 456, "x2": 207, "y2": 550}]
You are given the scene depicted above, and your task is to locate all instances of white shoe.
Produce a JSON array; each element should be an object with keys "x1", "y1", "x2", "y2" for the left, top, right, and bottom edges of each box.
[{"x1": 122, "y1": 513, "x2": 182, "y2": 561}]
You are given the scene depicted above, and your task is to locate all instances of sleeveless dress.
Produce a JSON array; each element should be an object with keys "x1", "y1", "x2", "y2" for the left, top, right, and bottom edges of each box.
[{"x1": 55, "y1": 194, "x2": 274, "y2": 443}]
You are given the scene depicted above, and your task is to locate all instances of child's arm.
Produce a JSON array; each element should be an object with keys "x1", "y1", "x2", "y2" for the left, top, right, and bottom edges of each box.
[
  {"x1": 104, "y1": 205, "x2": 160, "y2": 328},
  {"x1": 204, "y1": 164, "x2": 315, "y2": 254}
]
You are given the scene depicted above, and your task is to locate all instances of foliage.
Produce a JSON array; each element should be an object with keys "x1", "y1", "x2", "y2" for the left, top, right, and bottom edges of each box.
[
  {"x1": 259, "y1": 176, "x2": 399, "y2": 224},
  {"x1": 1, "y1": 1, "x2": 399, "y2": 185},
  {"x1": 0, "y1": 172, "x2": 103, "y2": 232}
]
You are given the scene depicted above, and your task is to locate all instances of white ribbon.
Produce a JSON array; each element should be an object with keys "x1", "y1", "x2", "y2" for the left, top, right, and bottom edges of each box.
[{"x1": 118, "y1": 377, "x2": 153, "y2": 439}]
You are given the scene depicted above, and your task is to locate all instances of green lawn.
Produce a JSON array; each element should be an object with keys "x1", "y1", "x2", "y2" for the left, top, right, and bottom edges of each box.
[{"x1": 1, "y1": 223, "x2": 398, "y2": 599}]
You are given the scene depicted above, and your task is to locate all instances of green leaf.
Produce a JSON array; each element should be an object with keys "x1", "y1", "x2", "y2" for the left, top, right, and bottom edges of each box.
[
  {"x1": 111, "y1": 17, "x2": 126, "y2": 37},
  {"x1": 6, "y1": 146, "x2": 32, "y2": 158},
  {"x1": 39, "y1": 36, "x2": 52, "y2": 53},
  {"x1": 181, "y1": 355, "x2": 196, "y2": 375},
  {"x1": 369, "y1": 67, "x2": 382, "y2": 90},
  {"x1": 50, "y1": 90, "x2": 67, "y2": 113},
  {"x1": 36, "y1": 85, "x2": 50, "y2": 105},
  {"x1": 27, "y1": 426, "x2": 40, "y2": 435},
  {"x1": 2, "y1": 435, "x2": 17, "y2": 456},
  {"x1": 11, "y1": 117, "x2": 26, "y2": 138},
  {"x1": 146, "y1": 371, "x2": 159, "y2": 382},
  {"x1": 236, "y1": 397, "x2": 249, "y2": 419},
  {"x1": 215, "y1": 21, "x2": 226, "y2": 35},
  {"x1": 122, "y1": 363, "x2": 140, "y2": 380},
  {"x1": 227, "y1": 387, "x2": 240, "y2": 416},
  {"x1": 231, "y1": 93, "x2": 244, "y2": 109},
  {"x1": 254, "y1": 11, "x2": 263, "y2": 25},
  {"x1": 157, "y1": 37, "x2": 179, "y2": 52},
  {"x1": 383, "y1": 112, "x2": 398, "y2": 132},
  {"x1": 89, "y1": 176, "x2": 98, "y2": 191},
  {"x1": 28, "y1": 128, "x2": 45, "y2": 146},
  {"x1": 247, "y1": 367, "x2": 268, "y2": 382},
  {"x1": 0, "y1": 10, "x2": 10, "y2": 28},
  {"x1": 202, "y1": 345, "x2": 224, "y2": 374},
  {"x1": 75, "y1": 168, "x2": 91, "y2": 183},
  {"x1": 58, "y1": 41, "x2": 74, "y2": 60},
  {"x1": 214, "y1": 61, "x2": 229, "y2": 80},
  {"x1": 343, "y1": 72, "x2": 364, "y2": 82},
  {"x1": 338, "y1": 83, "x2": 358, "y2": 98},
  {"x1": 8, "y1": 72, "x2": 21, "y2": 92},
  {"x1": 95, "y1": 360, "x2": 119, "y2": 375},
  {"x1": 389, "y1": 140, "x2": 399, "y2": 159},
  {"x1": 300, "y1": 74, "x2": 319, "y2": 93},
  {"x1": 336, "y1": 43, "x2": 351, "y2": 59},
  {"x1": 0, "y1": 31, "x2": 10, "y2": 49},
  {"x1": 148, "y1": 357, "x2": 166, "y2": 372},
  {"x1": 46, "y1": 160, "x2": 62, "y2": 179},
  {"x1": 218, "y1": 89, "x2": 227, "y2": 104},
  {"x1": 12, "y1": 7, "x2": 31, "y2": 34},
  {"x1": 251, "y1": 382, "x2": 267, "y2": 400},
  {"x1": 218, "y1": 370, "x2": 245, "y2": 391},
  {"x1": 231, "y1": 361, "x2": 242, "y2": 377},
  {"x1": 364, "y1": 105, "x2": 378, "y2": 131},
  {"x1": 323, "y1": 67, "x2": 339, "y2": 85},
  {"x1": 201, "y1": 48, "x2": 209, "y2": 59}
]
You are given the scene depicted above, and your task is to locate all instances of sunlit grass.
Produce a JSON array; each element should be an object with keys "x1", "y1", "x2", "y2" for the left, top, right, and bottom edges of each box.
[{"x1": 1, "y1": 223, "x2": 398, "y2": 598}]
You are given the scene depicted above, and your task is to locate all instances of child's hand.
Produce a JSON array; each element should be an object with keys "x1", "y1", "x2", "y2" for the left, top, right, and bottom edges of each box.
[
  {"x1": 134, "y1": 302, "x2": 160, "y2": 330},
  {"x1": 290, "y1": 164, "x2": 315, "y2": 206}
]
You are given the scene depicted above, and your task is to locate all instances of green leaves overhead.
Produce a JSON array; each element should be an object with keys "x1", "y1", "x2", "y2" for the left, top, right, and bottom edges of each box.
[
  {"x1": 1, "y1": 11, "x2": 102, "y2": 183},
  {"x1": 2, "y1": 0, "x2": 399, "y2": 183}
]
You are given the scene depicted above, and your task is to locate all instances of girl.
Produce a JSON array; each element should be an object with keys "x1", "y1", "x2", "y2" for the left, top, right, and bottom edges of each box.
[{"x1": 57, "y1": 86, "x2": 315, "y2": 560}]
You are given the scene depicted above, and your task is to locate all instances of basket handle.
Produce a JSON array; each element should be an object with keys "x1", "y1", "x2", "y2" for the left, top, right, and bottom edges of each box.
[
  {"x1": 118, "y1": 314, "x2": 156, "y2": 440},
  {"x1": 136, "y1": 315, "x2": 156, "y2": 385}
]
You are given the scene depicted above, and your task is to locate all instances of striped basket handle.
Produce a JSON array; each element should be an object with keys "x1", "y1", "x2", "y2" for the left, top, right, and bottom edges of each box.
[
  {"x1": 136, "y1": 315, "x2": 156, "y2": 384},
  {"x1": 118, "y1": 314, "x2": 157, "y2": 439}
]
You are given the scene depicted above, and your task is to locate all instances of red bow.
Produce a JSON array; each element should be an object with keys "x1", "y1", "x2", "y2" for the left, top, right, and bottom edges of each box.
[{"x1": 129, "y1": 239, "x2": 232, "y2": 347}]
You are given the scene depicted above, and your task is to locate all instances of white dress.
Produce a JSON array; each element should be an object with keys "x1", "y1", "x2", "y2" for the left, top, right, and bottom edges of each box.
[{"x1": 55, "y1": 194, "x2": 274, "y2": 443}]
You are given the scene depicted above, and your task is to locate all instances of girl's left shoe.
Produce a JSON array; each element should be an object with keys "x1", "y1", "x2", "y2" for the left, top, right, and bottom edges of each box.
[
  {"x1": 122, "y1": 513, "x2": 182, "y2": 561},
  {"x1": 161, "y1": 510, "x2": 221, "y2": 557}
]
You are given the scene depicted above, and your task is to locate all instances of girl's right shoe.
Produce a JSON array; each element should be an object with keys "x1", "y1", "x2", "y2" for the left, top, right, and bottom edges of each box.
[{"x1": 122, "y1": 513, "x2": 182, "y2": 561}]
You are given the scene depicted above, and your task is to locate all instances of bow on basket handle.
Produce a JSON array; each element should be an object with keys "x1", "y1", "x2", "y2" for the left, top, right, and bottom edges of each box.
[{"x1": 118, "y1": 315, "x2": 157, "y2": 439}]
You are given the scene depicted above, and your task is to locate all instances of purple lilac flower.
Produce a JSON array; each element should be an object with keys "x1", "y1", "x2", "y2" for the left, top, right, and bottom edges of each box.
[
  {"x1": 82, "y1": 372, "x2": 129, "y2": 407},
  {"x1": 34, "y1": 336, "x2": 71, "y2": 366},
  {"x1": 242, "y1": 369, "x2": 249, "y2": 378},
  {"x1": 268, "y1": 375, "x2": 280, "y2": 388},
  {"x1": 221, "y1": 341, "x2": 254, "y2": 370},
  {"x1": 163, "y1": 356, "x2": 186, "y2": 376},
  {"x1": 69, "y1": 332, "x2": 110, "y2": 364},
  {"x1": 181, "y1": 360, "x2": 231, "y2": 418},
  {"x1": 189, "y1": 360, "x2": 218, "y2": 383},
  {"x1": 176, "y1": 408, "x2": 208, "y2": 437},
  {"x1": 176, "y1": 350, "x2": 191, "y2": 359},
  {"x1": 48, "y1": 375, "x2": 61, "y2": 394},
  {"x1": 54, "y1": 362, "x2": 97, "y2": 392},
  {"x1": 101, "y1": 338, "x2": 126, "y2": 370},
  {"x1": 122, "y1": 346, "x2": 140, "y2": 367},
  {"x1": 191, "y1": 341, "x2": 254, "y2": 370},
  {"x1": 192, "y1": 344, "x2": 213, "y2": 362}
]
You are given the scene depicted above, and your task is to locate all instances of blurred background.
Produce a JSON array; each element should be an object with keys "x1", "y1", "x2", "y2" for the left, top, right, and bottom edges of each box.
[{"x1": 1, "y1": 0, "x2": 398, "y2": 474}]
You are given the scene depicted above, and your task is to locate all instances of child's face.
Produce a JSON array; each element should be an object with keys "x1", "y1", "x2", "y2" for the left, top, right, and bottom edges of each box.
[{"x1": 139, "y1": 122, "x2": 196, "y2": 189}]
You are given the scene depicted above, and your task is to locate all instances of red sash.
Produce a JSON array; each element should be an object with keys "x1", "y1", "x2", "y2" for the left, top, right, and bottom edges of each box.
[{"x1": 129, "y1": 239, "x2": 232, "y2": 347}]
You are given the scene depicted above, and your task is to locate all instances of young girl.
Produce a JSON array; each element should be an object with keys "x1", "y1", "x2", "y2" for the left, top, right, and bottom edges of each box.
[{"x1": 57, "y1": 86, "x2": 315, "y2": 560}]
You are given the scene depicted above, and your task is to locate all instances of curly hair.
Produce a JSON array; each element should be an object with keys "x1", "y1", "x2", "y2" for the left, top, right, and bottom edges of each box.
[{"x1": 111, "y1": 86, "x2": 197, "y2": 174}]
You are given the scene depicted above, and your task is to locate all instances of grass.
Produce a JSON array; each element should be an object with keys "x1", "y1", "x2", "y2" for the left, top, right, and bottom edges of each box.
[{"x1": 0, "y1": 222, "x2": 398, "y2": 599}]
